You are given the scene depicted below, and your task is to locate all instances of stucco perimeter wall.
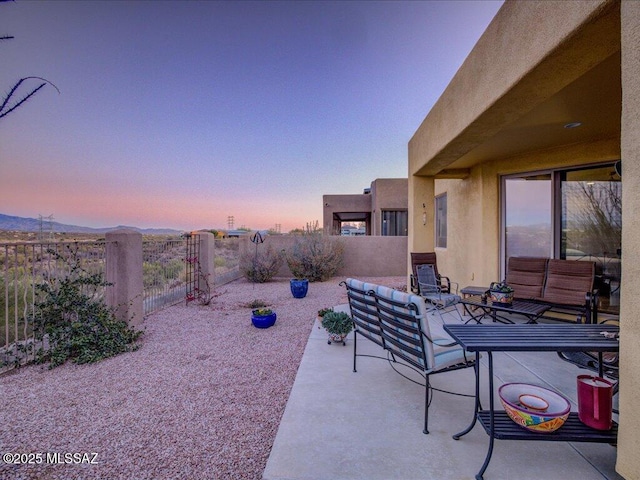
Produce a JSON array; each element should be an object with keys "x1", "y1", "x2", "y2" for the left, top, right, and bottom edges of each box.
[
  {"x1": 433, "y1": 138, "x2": 621, "y2": 290},
  {"x1": 617, "y1": 2, "x2": 640, "y2": 478},
  {"x1": 239, "y1": 235, "x2": 407, "y2": 279}
]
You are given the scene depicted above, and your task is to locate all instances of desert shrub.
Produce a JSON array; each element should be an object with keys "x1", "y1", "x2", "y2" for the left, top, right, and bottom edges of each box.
[
  {"x1": 240, "y1": 243, "x2": 284, "y2": 283},
  {"x1": 30, "y1": 249, "x2": 141, "y2": 368},
  {"x1": 286, "y1": 221, "x2": 344, "y2": 282},
  {"x1": 243, "y1": 299, "x2": 270, "y2": 309}
]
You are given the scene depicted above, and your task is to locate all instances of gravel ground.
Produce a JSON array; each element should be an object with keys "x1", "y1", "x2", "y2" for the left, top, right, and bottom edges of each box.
[{"x1": 0, "y1": 276, "x2": 405, "y2": 480}]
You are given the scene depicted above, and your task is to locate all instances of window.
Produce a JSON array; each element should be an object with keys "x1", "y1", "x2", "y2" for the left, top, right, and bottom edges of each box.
[
  {"x1": 435, "y1": 194, "x2": 447, "y2": 248},
  {"x1": 503, "y1": 174, "x2": 552, "y2": 259},
  {"x1": 381, "y1": 211, "x2": 407, "y2": 236},
  {"x1": 501, "y1": 163, "x2": 621, "y2": 313}
]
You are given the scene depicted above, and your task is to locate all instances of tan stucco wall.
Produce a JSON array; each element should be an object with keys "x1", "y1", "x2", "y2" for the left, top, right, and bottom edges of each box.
[
  {"x1": 239, "y1": 234, "x2": 407, "y2": 279},
  {"x1": 370, "y1": 178, "x2": 408, "y2": 235},
  {"x1": 434, "y1": 138, "x2": 621, "y2": 288},
  {"x1": 322, "y1": 193, "x2": 371, "y2": 234},
  {"x1": 408, "y1": 1, "x2": 636, "y2": 476},
  {"x1": 616, "y1": 1, "x2": 640, "y2": 477},
  {"x1": 408, "y1": 0, "x2": 617, "y2": 177},
  {"x1": 323, "y1": 178, "x2": 407, "y2": 236}
]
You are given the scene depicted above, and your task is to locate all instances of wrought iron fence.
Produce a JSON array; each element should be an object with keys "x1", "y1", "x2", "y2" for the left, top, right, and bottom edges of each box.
[
  {"x1": 1, "y1": 235, "x2": 241, "y2": 373},
  {"x1": 214, "y1": 237, "x2": 242, "y2": 285},
  {"x1": 1, "y1": 241, "x2": 107, "y2": 372},
  {"x1": 143, "y1": 237, "x2": 188, "y2": 315}
]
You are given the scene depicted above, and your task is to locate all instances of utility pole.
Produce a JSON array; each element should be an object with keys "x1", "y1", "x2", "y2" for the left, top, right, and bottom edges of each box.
[{"x1": 38, "y1": 214, "x2": 54, "y2": 241}]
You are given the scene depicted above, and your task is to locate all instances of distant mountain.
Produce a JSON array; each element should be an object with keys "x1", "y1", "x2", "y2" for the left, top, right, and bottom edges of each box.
[{"x1": 0, "y1": 213, "x2": 182, "y2": 235}]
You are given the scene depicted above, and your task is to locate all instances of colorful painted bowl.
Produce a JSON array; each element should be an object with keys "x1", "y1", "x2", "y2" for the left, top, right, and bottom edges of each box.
[{"x1": 499, "y1": 383, "x2": 571, "y2": 433}]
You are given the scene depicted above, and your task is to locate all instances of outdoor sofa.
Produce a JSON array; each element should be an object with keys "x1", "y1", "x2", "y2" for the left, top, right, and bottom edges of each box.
[
  {"x1": 505, "y1": 256, "x2": 598, "y2": 324},
  {"x1": 342, "y1": 278, "x2": 476, "y2": 434}
]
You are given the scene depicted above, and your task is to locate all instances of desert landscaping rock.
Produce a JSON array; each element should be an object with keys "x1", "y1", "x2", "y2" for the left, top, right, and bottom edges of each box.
[{"x1": 0, "y1": 276, "x2": 405, "y2": 480}]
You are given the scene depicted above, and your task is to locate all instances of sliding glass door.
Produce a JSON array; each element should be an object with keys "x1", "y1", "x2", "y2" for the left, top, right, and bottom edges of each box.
[
  {"x1": 502, "y1": 163, "x2": 621, "y2": 314},
  {"x1": 503, "y1": 174, "x2": 552, "y2": 260},
  {"x1": 560, "y1": 165, "x2": 622, "y2": 311}
]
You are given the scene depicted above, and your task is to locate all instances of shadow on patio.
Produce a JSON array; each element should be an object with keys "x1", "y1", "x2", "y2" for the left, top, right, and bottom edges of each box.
[{"x1": 264, "y1": 307, "x2": 621, "y2": 480}]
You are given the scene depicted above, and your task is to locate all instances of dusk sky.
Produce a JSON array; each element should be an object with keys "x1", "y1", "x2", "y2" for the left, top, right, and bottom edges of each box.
[{"x1": 1, "y1": 0, "x2": 503, "y2": 232}]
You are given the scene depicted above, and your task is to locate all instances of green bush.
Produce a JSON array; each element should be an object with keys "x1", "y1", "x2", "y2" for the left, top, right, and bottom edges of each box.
[
  {"x1": 240, "y1": 244, "x2": 284, "y2": 283},
  {"x1": 286, "y1": 221, "x2": 344, "y2": 282},
  {"x1": 31, "y1": 250, "x2": 141, "y2": 368}
]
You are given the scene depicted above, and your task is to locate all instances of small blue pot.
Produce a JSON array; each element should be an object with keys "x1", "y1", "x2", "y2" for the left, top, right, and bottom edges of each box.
[
  {"x1": 290, "y1": 278, "x2": 309, "y2": 299},
  {"x1": 251, "y1": 310, "x2": 277, "y2": 328}
]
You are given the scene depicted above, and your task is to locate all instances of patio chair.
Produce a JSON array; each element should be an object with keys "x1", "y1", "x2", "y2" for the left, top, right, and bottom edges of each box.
[
  {"x1": 410, "y1": 252, "x2": 451, "y2": 294},
  {"x1": 416, "y1": 264, "x2": 462, "y2": 323}
]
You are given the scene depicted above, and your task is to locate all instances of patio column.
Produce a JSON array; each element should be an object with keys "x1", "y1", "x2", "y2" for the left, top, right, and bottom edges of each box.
[
  {"x1": 617, "y1": 1, "x2": 640, "y2": 478},
  {"x1": 105, "y1": 229, "x2": 143, "y2": 329},
  {"x1": 408, "y1": 175, "x2": 435, "y2": 283}
]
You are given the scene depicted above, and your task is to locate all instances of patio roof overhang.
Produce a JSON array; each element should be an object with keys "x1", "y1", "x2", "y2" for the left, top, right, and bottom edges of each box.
[{"x1": 409, "y1": 0, "x2": 621, "y2": 179}]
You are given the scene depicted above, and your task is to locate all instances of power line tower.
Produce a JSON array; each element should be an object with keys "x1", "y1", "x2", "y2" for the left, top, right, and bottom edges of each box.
[
  {"x1": 38, "y1": 214, "x2": 54, "y2": 241},
  {"x1": 227, "y1": 216, "x2": 235, "y2": 230},
  {"x1": 275, "y1": 223, "x2": 281, "y2": 234}
]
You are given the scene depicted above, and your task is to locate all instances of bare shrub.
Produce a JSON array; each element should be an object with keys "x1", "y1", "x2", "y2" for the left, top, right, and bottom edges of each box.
[
  {"x1": 239, "y1": 244, "x2": 284, "y2": 283},
  {"x1": 286, "y1": 221, "x2": 344, "y2": 282}
]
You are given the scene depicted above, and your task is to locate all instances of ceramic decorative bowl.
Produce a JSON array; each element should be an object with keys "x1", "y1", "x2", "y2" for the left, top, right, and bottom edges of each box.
[{"x1": 498, "y1": 383, "x2": 571, "y2": 433}]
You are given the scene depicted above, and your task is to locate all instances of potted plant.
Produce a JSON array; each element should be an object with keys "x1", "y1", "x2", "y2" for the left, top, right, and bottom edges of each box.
[
  {"x1": 321, "y1": 311, "x2": 353, "y2": 345},
  {"x1": 489, "y1": 281, "x2": 515, "y2": 305},
  {"x1": 251, "y1": 308, "x2": 277, "y2": 328},
  {"x1": 290, "y1": 278, "x2": 309, "y2": 298},
  {"x1": 317, "y1": 307, "x2": 334, "y2": 328}
]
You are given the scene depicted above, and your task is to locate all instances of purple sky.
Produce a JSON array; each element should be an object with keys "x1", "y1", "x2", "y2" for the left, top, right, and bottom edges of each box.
[{"x1": 1, "y1": 0, "x2": 503, "y2": 232}]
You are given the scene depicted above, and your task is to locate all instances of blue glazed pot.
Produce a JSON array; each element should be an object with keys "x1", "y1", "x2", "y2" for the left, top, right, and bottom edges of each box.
[
  {"x1": 251, "y1": 310, "x2": 277, "y2": 328},
  {"x1": 290, "y1": 278, "x2": 309, "y2": 298}
]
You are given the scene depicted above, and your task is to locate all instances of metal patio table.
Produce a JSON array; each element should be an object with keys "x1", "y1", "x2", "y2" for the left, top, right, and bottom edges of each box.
[
  {"x1": 443, "y1": 323, "x2": 620, "y2": 480},
  {"x1": 459, "y1": 296, "x2": 551, "y2": 324}
]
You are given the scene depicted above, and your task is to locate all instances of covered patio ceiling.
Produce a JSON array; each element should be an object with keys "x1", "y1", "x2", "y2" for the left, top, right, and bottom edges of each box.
[
  {"x1": 333, "y1": 212, "x2": 370, "y2": 222},
  {"x1": 446, "y1": 52, "x2": 621, "y2": 171},
  {"x1": 413, "y1": 1, "x2": 621, "y2": 179}
]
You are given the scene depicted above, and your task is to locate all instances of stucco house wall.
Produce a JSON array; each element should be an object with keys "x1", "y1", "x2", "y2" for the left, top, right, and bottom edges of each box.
[
  {"x1": 323, "y1": 178, "x2": 407, "y2": 236},
  {"x1": 618, "y1": 1, "x2": 640, "y2": 477},
  {"x1": 322, "y1": 193, "x2": 371, "y2": 235},
  {"x1": 370, "y1": 178, "x2": 408, "y2": 235},
  {"x1": 408, "y1": 1, "x2": 637, "y2": 477}
]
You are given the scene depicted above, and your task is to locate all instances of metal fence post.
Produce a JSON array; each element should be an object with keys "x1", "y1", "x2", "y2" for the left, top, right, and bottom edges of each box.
[{"x1": 106, "y1": 229, "x2": 144, "y2": 329}]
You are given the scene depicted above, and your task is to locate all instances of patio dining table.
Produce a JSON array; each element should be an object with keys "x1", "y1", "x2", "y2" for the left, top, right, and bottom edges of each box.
[{"x1": 443, "y1": 323, "x2": 620, "y2": 480}]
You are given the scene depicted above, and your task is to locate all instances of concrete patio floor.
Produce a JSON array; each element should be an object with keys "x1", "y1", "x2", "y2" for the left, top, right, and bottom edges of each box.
[{"x1": 263, "y1": 307, "x2": 621, "y2": 480}]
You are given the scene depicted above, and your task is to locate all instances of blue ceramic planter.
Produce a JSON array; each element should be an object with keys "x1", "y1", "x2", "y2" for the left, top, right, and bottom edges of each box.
[
  {"x1": 251, "y1": 310, "x2": 277, "y2": 328},
  {"x1": 290, "y1": 278, "x2": 309, "y2": 298}
]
